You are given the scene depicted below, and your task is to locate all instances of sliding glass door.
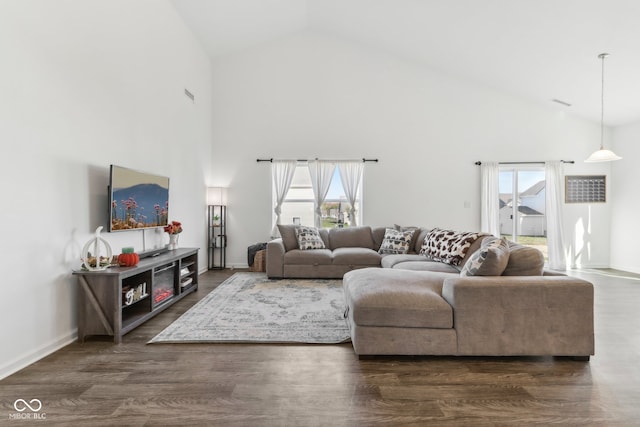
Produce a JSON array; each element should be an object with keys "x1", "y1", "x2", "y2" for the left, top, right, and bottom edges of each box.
[{"x1": 499, "y1": 166, "x2": 547, "y2": 259}]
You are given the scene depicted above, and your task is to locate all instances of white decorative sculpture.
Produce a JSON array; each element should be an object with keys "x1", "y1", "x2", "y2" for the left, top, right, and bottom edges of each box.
[{"x1": 82, "y1": 226, "x2": 113, "y2": 271}]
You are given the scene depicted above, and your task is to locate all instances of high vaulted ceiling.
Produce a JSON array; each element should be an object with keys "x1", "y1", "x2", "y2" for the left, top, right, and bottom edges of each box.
[{"x1": 172, "y1": 0, "x2": 640, "y2": 127}]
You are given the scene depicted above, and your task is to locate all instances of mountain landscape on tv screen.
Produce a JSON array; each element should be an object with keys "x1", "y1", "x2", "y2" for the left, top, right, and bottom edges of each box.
[{"x1": 111, "y1": 183, "x2": 169, "y2": 230}]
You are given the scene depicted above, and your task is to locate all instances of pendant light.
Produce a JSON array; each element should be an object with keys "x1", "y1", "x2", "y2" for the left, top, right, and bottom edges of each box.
[{"x1": 585, "y1": 53, "x2": 622, "y2": 162}]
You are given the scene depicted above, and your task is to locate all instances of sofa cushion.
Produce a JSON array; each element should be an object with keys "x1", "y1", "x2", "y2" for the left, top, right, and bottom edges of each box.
[
  {"x1": 378, "y1": 228, "x2": 415, "y2": 254},
  {"x1": 277, "y1": 224, "x2": 299, "y2": 251},
  {"x1": 343, "y1": 268, "x2": 453, "y2": 329},
  {"x1": 329, "y1": 226, "x2": 374, "y2": 250},
  {"x1": 420, "y1": 228, "x2": 483, "y2": 266},
  {"x1": 332, "y1": 247, "x2": 381, "y2": 266},
  {"x1": 295, "y1": 225, "x2": 326, "y2": 250},
  {"x1": 460, "y1": 237, "x2": 510, "y2": 276},
  {"x1": 502, "y1": 242, "x2": 545, "y2": 276},
  {"x1": 391, "y1": 261, "x2": 460, "y2": 273},
  {"x1": 381, "y1": 254, "x2": 429, "y2": 268},
  {"x1": 284, "y1": 249, "x2": 333, "y2": 265}
]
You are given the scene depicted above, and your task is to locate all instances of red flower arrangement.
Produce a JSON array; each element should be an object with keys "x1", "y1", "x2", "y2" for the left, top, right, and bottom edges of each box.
[{"x1": 164, "y1": 221, "x2": 183, "y2": 235}]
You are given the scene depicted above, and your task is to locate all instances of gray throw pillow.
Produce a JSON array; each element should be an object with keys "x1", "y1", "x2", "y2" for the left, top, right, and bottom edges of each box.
[
  {"x1": 502, "y1": 242, "x2": 545, "y2": 276},
  {"x1": 277, "y1": 224, "x2": 299, "y2": 252},
  {"x1": 460, "y1": 237, "x2": 510, "y2": 276}
]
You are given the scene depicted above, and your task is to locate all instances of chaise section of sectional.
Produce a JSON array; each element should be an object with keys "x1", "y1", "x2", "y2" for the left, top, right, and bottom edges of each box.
[
  {"x1": 441, "y1": 274, "x2": 594, "y2": 358},
  {"x1": 342, "y1": 267, "x2": 595, "y2": 359},
  {"x1": 343, "y1": 268, "x2": 459, "y2": 356}
]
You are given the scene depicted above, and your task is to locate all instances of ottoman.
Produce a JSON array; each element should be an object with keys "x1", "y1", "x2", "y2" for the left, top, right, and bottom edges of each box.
[{"x1": 343, "y1": 268, "x2": 458, "y2": 356}]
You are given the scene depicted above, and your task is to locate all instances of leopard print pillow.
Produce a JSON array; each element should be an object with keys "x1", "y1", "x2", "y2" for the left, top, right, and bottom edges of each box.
[{"x1": 420, "y1": 227, "x2": 482, "y2": 266}]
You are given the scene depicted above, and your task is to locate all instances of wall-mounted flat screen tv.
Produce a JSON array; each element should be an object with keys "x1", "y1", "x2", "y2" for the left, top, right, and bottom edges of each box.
[{"x1": 109, "y1": 165, "x2": 169, "y2": 232}]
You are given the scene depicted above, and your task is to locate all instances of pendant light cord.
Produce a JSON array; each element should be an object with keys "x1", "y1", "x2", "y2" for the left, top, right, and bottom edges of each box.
[{"x1": 600, "y1": 55, "x2": 604, "y2": 150}]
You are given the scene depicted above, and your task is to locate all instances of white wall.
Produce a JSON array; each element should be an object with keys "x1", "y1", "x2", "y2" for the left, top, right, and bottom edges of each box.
[
  {"x1": 0, "y1": 0, "x2": 213, "y2": 379},
  {"x1": 611, "y1": 121, "x2": 640, "y2": 274},
  {"x1": 211, "y1": 31, "x2": 613, "y2": 269}
]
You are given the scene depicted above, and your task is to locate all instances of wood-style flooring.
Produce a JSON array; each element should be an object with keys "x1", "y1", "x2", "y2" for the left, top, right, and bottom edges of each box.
[{"x1": 1, "y1": 268, "x2": 639, "y2": 426}]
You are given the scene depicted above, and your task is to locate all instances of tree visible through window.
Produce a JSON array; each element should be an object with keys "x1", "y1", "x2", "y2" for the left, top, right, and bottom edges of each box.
[{"x1": 277, "y1": 164, "x2": 362, "y2": 229}]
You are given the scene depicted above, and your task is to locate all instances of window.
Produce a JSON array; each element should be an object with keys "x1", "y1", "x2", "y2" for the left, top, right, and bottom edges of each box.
[
  {"x1": 276, "y1": 163, "x2": 362, "y2": 229},
  {"x1": 499, "y1": 166, "x2": 548, "y2": 259}
]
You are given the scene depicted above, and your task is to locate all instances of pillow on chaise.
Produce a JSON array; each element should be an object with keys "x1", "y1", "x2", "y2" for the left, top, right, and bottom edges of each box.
[
  {"x1": 460, "y1": 237, "x2": 510, "y2": 276},
  {"x1": 502, "y1": 242, "x2": 545, "y2": 276},
  {"x1": 378, "y1": 228, "x2": 416, "y2": 255},
  {"x1": 294, "y1": 225, "x2": 326, "y2": 250}
]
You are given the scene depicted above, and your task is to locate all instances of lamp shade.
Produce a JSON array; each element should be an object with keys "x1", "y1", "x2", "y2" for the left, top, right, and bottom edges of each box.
[
  {"x1": 585, "y1": 53, "x2": 622, "y2": 163},
  {"x1": 585, "y1": 149, "x2": 622, "y2": 163},
  {"x1": 207, "y1": 187, "x2": 227, "y2": 205}
]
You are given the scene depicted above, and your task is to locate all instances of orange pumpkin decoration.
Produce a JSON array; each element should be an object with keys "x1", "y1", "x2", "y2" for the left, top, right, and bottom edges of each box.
[{"x1": 118, "y1": 248, "x2": 139, "y2": 267}]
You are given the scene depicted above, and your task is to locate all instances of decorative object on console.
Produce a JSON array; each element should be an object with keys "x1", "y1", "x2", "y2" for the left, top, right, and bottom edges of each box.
[
  {"x1": 207, "y1": 187, "x2": 227, "y2": 269},
  {"x1": 118, "y1": 247, "x2": 140, "y2": 267},
  {"x1": 585, "y1": 53, "x2": 622, "y2": 163},
  {"x1": 81, "y1": 226, "x2": 113, "y2": 271},
  {"x1": 164, "y1": 220, "x2": 182, "y2": 250}
]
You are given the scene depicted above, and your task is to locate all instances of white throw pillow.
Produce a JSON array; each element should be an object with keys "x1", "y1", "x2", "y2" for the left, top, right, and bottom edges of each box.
[
  {"x1": 378, "y1": 228, "x2": 415, "y2": 254},
  {"x1": 294, "y1": 225, "x2": 326, "y2": 250}
]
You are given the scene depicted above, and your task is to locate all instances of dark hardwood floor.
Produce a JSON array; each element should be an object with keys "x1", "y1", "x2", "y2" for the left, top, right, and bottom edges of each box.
[{"x1": 1, "y1": 268, "x2": 639, "y2": 426}]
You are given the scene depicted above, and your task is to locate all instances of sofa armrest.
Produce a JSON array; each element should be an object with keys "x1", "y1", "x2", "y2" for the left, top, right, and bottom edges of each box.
[
  {"x1": 266, "y1": 239, "x2": 285, "y2": 279},
  {"x1": 441, "y1": 276, "x2": 594, "y2": 356}
]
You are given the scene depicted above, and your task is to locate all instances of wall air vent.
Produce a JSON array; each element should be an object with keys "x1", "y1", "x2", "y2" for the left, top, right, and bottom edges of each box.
[{"x1": 184, "y1": 88, "x2": 195, "y2": 102}]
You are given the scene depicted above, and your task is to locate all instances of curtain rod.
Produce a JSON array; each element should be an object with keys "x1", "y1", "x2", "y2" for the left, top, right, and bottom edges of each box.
[
  {"x1": 474, "y1": 160, "x2": 574, "y2": 165},
  {"x1": 256, "y1": 158, "x2": 378, "y2": 163}
]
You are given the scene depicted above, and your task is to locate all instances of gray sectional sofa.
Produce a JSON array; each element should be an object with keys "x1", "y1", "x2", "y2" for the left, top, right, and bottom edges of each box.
[
  {"x1": 266, "y1": 225, "x2": 595, "y2": 360},
  {"x1": 267, "y1": 225, "x2": 391, "y2": 279}
]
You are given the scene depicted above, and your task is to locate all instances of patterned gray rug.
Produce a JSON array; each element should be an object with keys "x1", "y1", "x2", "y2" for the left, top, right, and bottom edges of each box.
[{"x1": 149, "y1": 272, "x2": 351, "y2": 344}]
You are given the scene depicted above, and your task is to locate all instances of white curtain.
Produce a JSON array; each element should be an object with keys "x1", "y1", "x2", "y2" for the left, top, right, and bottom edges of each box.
[
  {"x1": 480, "y1": 162, "x2": 501, "y2": 237},
  {"x1": 271, "y1": 160, "x2": 297, "y2": 238},
  {"x1": 337, "y1": 161, "x2": 364, "y2": 226},
  {"x1": 308, "y1": 160, "x2": 336, "y2": 228},
  {"x1": 545, "y1": 161, "x2": 567, "y2": 270}
]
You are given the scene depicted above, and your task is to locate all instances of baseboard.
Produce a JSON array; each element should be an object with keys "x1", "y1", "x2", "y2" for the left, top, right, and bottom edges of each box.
[
  {"x1": 0, "y1": 330, "x2": 77, "y2": 380},
  {"x1": 569, "y1": 263, "x2": 610, "y2": 270},
  {"x1": 609, "y1": 264, "x2": 640, "y2": 275},
  {"x1": 229, "y1": 264, "x2": 249, "y2": 270},
  {"x1": 198, "y1": 265, "x2": 249, "y2": 274}
]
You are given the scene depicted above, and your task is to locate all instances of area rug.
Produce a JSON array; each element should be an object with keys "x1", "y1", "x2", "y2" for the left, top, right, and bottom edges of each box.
[{"x1": 149, "y1": 272, "x2": 351, "y2": 344}]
